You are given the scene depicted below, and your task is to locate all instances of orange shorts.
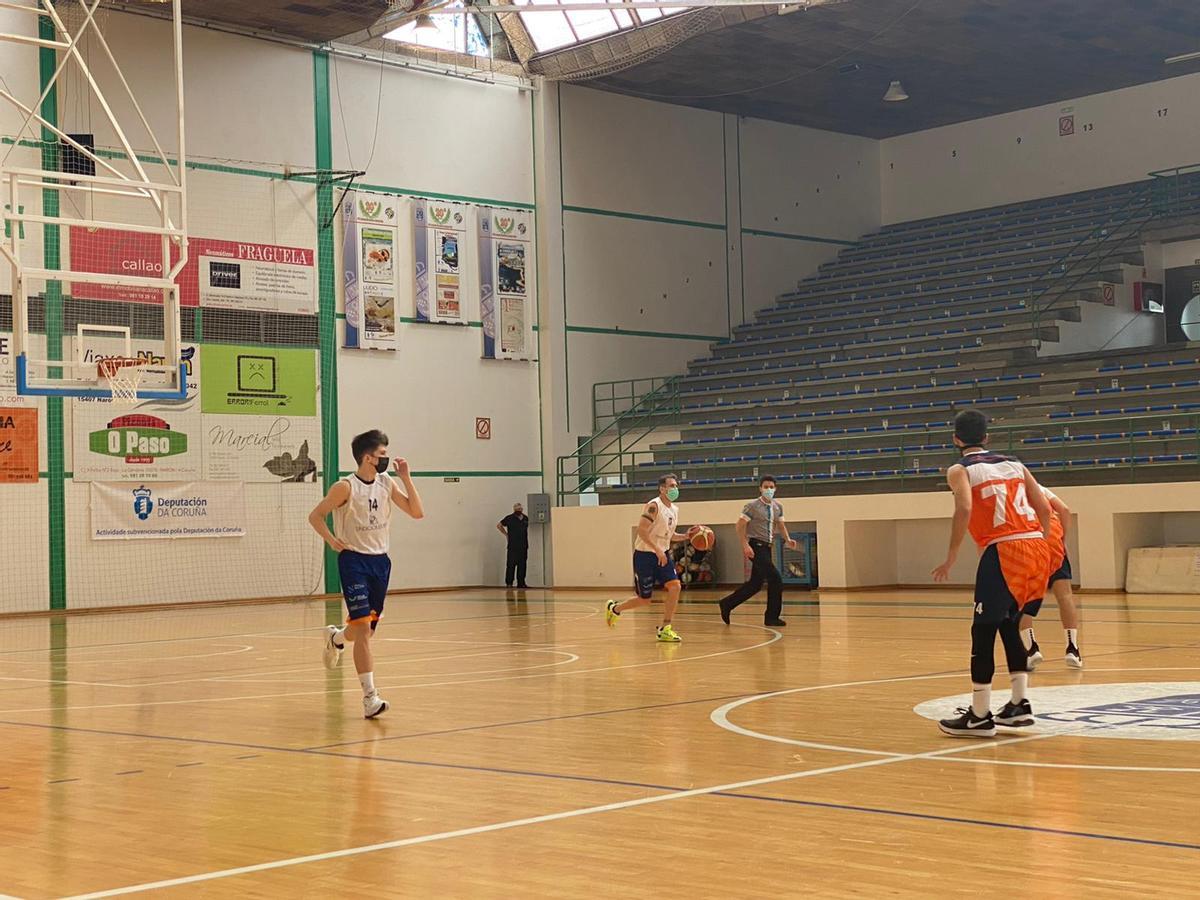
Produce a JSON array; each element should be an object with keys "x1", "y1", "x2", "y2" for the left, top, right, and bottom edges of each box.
[
  {"x1": 995, "y1": 538, "x2": 1053, "y2": 608},
  {"x1": 1047, "y1": 516, "x2": 1066, "y2": 574},
  {"x1": 975, "y1": 538, "x2": 1053, "y2": 624}
]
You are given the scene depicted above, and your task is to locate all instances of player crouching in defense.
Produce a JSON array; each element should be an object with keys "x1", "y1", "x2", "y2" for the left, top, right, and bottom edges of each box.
[
  {"x1": 308, "y1": 430, "x2": 425, "y2": 719},
  {"x1": 605, "y1": 473, "x2": 700, "y2": 643},
  {"x1": 933, "y1": 410, "x2": 1054, "y2": 738}
]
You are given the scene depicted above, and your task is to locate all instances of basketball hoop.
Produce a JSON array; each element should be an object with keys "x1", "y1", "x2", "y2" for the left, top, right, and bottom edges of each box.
[{"x1": 98, "y1": 357, "x2": 151, "y2": 405}]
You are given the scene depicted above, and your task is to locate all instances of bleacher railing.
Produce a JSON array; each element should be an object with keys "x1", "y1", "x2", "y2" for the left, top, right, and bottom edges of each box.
[
  {"x1": 573, "y1": 409, "x2": 1200, "y2": 501},
  {"x1": 1026, "y1": 183, "x2": 1156, "y2": 345},
  {"x1": 592, "y1": 375, "x2": 678, "y2": 431},
  {"x1": 558, "y1": 375, "x2": 683, "y2": 503},
  {"x1": 1028, "y1": 165, "x2": 1200, "y2": 346},
  {"x1": 1148, "y1": 163, "x2": 1200, "y2": 218}
]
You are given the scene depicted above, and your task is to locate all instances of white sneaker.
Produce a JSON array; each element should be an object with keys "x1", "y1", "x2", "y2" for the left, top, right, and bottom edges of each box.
[
  {"x1": 323, "y1": 625, "x2": 344, "y2": 670},
  {"x1": 363, "y1": 691, "x2": 389, "y2": 719},
  {"x1": 1065, "y1": 644, "x2": 1083, "y2": 668},
  {"x1": 1026, "y1": 641, "x2": 1043, "y2": 671}
]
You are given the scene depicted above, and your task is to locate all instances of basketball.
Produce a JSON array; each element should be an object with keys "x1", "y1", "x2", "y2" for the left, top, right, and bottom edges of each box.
[{"x1": 690, "y1": 525, "x2": 716, "y2": 551}]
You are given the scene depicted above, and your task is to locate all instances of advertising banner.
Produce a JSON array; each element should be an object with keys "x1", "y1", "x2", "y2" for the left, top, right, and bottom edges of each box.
[
  {"x1": 202, "y1": 414, "x2": 321, "y2": 482},
  {"x1": 200, "y1": 345, "x2": 317, "y2": 417},
  {"x1": 479, "y1": 207, "x2": 534, "y2": 360},
  {"x1": 69, "y1": 228, "x2": 315, "y2": 314},
  {"x1": 414, "y1": 200, "x2": 468, "y2": 324},
  {"x1": 71, "y1": 340, "x2": 201, "y2": 482},
  {"x1": 343, "y1": 191, "x2": 401, "y2": 351},
  {"x1": 90, "y1": 480, "x2": 246, "y2": 540},
  {"x1": 0, "y1": 407, "x2": 37, "y2": 483}
]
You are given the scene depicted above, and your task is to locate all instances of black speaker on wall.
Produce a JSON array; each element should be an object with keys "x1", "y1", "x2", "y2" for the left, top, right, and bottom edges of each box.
[{"x1": 60, "y1": 133, "x2": 95, "y2": 179}]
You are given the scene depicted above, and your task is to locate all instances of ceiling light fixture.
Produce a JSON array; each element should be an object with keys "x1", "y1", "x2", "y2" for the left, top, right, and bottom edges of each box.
[
  {"x1": 882, "y1": 79, "x2": 909, "y2": 102},
  {"x1": 414, "y1": 13, "x2": 438, "y2": 31}
]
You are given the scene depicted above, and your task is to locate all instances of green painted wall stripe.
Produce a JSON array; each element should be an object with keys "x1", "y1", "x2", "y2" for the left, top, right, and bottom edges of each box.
[
  {"x1": 722, "y1": 118, "x2": 732, "y2": 340},
  {"x1": 39, "y1": 14, "x2": 65, "y2": 612},
  {"x1": 742, "y1": 227, "x2": 857, "y2": 246},
  {"x1": 1, "y1": 136, "x2": 305, "y2": 182},
  {"x1": 313, "y1": 51, "x2": 340, "y2": 596},
  {"x1": 565, "y1": 324, "x2": 724, "y2": 342},
  {"x1": 355, "y1": 180, "x2": 533, "y2": 210},
  {"x1": 338, "y1": 470, "x2": 542, "y2": 479},
  {"x1": 334, "y1": 313, "x2": 541, "y2": 333},
  {"x1": 557, "y1": 87, "x2": 570, "y2": 434},
  {"x1": 736, "y1": 117, "x2": 745, "y2": 327},
  {"x1": 563, "y1": 204, "x2": 724, "y2": 232}
]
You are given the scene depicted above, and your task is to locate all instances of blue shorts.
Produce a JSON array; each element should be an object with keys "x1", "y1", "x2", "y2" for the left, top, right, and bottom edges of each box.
[
  {"x1": 339, "y1": 550, "x2": 392, "y2": 624},
  {"x1": 633, "y1": 549, "x2": 679, "y2": 599}
]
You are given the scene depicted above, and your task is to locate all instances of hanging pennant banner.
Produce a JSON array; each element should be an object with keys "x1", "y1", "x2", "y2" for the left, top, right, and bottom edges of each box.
[
  {"x1": 414, "y1": 199, "x2": 468, "y2": 325},
  {"x1": 479, "y1": 207, "x2": 534, "y2": 360},
  {"x1": 343, "y1": 191, "x2": 401, "y2": 351}
]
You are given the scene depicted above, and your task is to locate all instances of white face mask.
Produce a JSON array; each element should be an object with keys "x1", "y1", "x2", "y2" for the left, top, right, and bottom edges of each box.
[{"x1": 761, "y1": 487, "x2": 776, "y2": 500}]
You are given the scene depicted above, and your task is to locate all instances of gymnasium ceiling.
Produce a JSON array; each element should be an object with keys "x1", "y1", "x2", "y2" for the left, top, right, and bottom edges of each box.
[
  {"x1": 584, "y1": 0, "x2": 1200, "y2": 138},
  {"x1": 108, "y1": 0, "x2": 392, "y2": 43}
]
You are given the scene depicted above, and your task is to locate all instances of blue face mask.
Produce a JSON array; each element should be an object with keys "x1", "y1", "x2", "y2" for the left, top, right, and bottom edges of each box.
[
  {"x1": 665, "y1": 486, "x2": 680, "y2": 502},
  {"x1": 761, "y1": 487, "x2": 776, "y2": 500}
]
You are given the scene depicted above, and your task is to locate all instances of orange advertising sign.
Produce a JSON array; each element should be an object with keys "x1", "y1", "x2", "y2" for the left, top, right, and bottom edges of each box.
[{"x1": 0, "y1": 407, "x2": 38, "y2": 483}]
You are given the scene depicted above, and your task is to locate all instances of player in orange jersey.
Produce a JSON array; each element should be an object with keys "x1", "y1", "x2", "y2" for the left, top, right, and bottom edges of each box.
[
  {"x1": 1020, "y1": 486, "x2": 1083, "y2": 668},
  {"x1": 932, "y1": 409, "x2": 1054, "y2": 738}
]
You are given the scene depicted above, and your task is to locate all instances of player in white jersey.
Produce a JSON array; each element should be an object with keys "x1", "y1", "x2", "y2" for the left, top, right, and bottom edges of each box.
[
  {"x1": 605, "y1": 473, "x2": 697, "y2": 642},
  {"x1": 308, "y1": 429, "x2": 425, "y2": 718}
]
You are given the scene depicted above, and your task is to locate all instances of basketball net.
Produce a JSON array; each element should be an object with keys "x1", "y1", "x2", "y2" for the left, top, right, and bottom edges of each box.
[{"x1": 98, "y1": 358, "x2": 151, "y2": 406}]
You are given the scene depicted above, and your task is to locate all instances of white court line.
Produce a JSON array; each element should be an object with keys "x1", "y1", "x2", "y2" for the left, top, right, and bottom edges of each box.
[
  {"x1": 711, "y1": 668, "x2": 1200, "y2": 765},
  {"x1": 210, "y1": 653, "x2": 583, "y2": 688},
  {"x1": 0, "y1": 644, "x2": 256, "y2": 667},
  {"x1": 61, "y1": 731, "x2": 1054, "y2": 899},
  {"x1": 177, "y1": 647, "x2": 582, "y2": 686},
  {"x1": 0, "y1": 618, "x2": 781, "y2": 715}
]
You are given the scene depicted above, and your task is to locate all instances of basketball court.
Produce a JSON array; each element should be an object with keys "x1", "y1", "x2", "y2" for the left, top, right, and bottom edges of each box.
[
  {"x1": 4, "y1": 0, "x2": 1200, "y2": 896},
  {"x1": 2, "y1": 589, "x2": 1198, "y2": 897}
]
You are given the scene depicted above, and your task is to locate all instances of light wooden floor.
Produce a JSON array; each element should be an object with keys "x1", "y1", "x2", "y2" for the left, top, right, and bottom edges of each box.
[{"x1": 1, "y1": 588, "x2": 1198, "y2": 899}]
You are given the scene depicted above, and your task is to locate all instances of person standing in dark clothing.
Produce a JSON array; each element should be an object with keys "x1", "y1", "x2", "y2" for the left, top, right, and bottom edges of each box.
[
  {"x1": 718, "y1": 475, "x2": 797, "y2": 627},
  {"x1": 498, "y1": 502, "x2": 530, "y2": 588}
]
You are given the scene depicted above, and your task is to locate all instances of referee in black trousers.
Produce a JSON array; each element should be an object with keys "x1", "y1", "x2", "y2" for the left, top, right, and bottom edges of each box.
[{"x1": 718, "y1": 475, "x2": 796, "y2": 627}]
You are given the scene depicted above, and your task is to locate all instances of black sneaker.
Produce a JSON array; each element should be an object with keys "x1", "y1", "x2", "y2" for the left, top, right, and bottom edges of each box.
[
  {"x1": 995, "y1": 698, "x2": 1036, "y2": 727},
  {"x1": 718, "y1": 600, "x2": 732, "y2": 625},
  {"x1": 765, "y1": 619, "x2": 787, "y2": 627},
  {"x1": 938, "y1": 706, "x2": 996, "y2": 738},
  {"x1": 1065, "y1": 643, "x2": 1083, "y2": 669},
  {"x1": 1026, "y1": 639, "x2": 1043, "y2": 671}
]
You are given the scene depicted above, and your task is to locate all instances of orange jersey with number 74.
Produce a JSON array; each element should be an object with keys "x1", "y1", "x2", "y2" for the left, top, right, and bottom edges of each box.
[{"x1": 960, "y1": 451, "x2": 1044, "y2": 549}]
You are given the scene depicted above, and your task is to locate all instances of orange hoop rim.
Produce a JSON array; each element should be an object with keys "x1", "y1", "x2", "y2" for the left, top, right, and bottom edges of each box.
[{"x1": 97, "y1": 356, "x2": 152, "y2": 379}]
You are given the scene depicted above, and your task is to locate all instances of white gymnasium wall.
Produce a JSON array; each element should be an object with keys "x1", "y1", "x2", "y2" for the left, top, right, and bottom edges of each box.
[
  {"x1": 557, "y1": 86, "x2": 726, "y2": 434},
  {"x1": 330, "y1": 53, "x2": 544, "y2": 588},
  {"x1": 739, "y1": 117, "x2": 880, "y2": 318},
  {"x1": 0, "y1": 5, "x2": 45, "y2": 296},
  {"x1": 62, "y1": 10, "x2": 315, "y2": 165},
  {"x1": 881, "y1": 72, "x2": 1200, "y2": 225},
  {"x1": 553, "y1": 84, "x2": 883, "y2": 452},
  {"x1": 1, "y1": 10, "x2": 545, "y2": 612}
]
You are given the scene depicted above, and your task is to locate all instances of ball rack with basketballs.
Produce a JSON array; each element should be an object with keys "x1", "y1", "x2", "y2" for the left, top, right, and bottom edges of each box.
[{"x1": 672, "y1": 525, "x2": 717, "y2": 590}]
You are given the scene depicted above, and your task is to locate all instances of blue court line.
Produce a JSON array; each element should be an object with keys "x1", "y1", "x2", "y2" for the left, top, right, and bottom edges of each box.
[
  {"x1": 714, "y1": 792, "x2": 1200, "y2": 853},
  {"x1": 3, "y1": 718, "x2": 1198, "y2": 855},
  {"x1": 305, "y1": 690, "x2": 766, "y2": 751}
]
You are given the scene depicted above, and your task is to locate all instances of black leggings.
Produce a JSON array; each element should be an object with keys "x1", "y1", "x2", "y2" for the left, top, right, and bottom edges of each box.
[{"x1": 970, "y1": 618, "x2": 1029, "y2": 684}]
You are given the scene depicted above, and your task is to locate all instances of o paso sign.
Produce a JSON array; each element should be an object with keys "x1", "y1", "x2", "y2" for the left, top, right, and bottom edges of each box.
[{"x1": 88, "y1": 413, "x2": 188, "y2": 463}]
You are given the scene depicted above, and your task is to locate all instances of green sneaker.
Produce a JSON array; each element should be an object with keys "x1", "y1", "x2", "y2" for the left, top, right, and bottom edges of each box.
[
  {"x1": 656, "y1": 624, "x2": 682, "y2": 643},
  {"x1": 605, "y1": 599, "x2": 620, "y2": 628}
]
